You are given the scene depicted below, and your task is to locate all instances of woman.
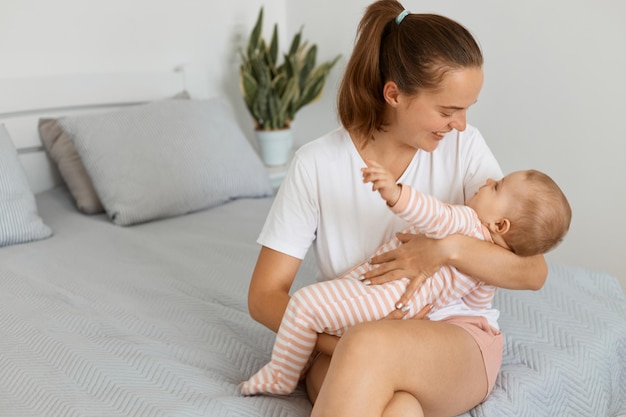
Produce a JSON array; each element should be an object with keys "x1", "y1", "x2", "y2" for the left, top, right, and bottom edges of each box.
[{"x1": 247, "y1": 1, "x2": 546, "y2": 416}]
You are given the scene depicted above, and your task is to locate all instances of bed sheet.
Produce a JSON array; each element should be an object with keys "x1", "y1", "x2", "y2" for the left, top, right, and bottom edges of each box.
[
  {"x1": 0, "y1": 187, "x2": 624, "y2": 417},
  {"x1": 0, "y1": 187, "x2": 315, "y2": 417}
]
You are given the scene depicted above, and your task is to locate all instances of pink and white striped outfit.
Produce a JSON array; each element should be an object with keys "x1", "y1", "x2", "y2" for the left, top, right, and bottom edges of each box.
[{"x1": 240, "y1": 184, "x2": 496, "y2": 395}]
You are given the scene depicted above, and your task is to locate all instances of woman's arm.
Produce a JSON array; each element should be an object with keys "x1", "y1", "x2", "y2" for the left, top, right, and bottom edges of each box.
[
  {"x1": 248, "y1": 246, "x2": 301, "y2": 332},
  {"x1": 362, "y1": 233, "x2": 547, "y2": 307},
  {"x1": 442, "y1": 233, "x2": 547, "y2": 290},
  {"x1": 248, "y1": 246, "x2": 340, "y2": 356}
]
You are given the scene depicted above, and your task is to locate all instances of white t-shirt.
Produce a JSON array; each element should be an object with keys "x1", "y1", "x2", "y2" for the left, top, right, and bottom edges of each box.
[{"x1": 258, "y1": 126, "x2": 503, "y2": 328}]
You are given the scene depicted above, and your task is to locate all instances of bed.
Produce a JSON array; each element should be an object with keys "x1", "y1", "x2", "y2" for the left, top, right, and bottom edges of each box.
[{"x1": 1, "y1": 72, "x2": 625, "y2": 417}]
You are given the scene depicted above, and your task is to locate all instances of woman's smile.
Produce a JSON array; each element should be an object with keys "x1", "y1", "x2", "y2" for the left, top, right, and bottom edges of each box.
[{"x1": 432, "y1": 130, "x2": 450, "y2": 139}]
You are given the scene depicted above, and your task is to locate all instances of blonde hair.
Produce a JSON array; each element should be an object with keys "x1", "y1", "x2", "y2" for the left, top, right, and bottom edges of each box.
[
  {"x1": 505, "y1": 170, "x2": 572, "y2": 256},
  {"x1": 337, "y1": 0, "x2": 483, "y2": 146}
]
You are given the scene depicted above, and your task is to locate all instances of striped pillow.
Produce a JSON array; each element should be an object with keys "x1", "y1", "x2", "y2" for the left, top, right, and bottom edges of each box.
[
  {"x1": 0, "y1": 124, "x2": 53, "y2": 247},
  {"x1": 59, "y1": 98, "x2": 273, "y2": 226}
]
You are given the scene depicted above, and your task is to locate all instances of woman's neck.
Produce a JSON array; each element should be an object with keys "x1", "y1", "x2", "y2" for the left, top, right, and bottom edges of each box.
[{"x1": 354, "y1": 131, "x2": 418, "y2": 181}]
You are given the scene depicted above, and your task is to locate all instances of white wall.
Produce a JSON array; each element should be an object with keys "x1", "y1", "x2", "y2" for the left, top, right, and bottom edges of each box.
[
  {"x1": 2, "y1": 0, "x2": 625, "y2": 290},
  {"x1": 0, "y1": 0, "x2": 287, "y2": 146}
]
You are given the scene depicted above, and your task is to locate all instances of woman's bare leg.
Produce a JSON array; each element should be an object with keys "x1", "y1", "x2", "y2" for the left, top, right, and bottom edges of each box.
[
  {"x1": 306, "y1": 353, "x2": 331, "y2": 403},
  {"x1": 310, "y1": 319, "x2": 488, "y2": 417},
  {"x1": 308, "y1": 355, "x2": 423, "y2": 417},
  {"x1": 382, "y1": 391, "x2": 424, "y2": 417}
]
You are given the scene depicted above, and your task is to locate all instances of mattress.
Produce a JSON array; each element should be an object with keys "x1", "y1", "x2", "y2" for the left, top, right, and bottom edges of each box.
[{"x1": 0, "y1": 187, "x2": 624, "y2": 417}]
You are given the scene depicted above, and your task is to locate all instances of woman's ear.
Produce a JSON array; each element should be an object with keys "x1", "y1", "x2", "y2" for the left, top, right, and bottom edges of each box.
[
  {"x1": 489, "y1": 218, "x2": 511, "y2": 235},
  {"x1": 383, "y1": 81, "x2": 400, "y2": 106}
]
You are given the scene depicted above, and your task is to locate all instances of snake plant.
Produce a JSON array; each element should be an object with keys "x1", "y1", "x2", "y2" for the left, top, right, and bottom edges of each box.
[{"x1": 239, "y1": 7, "x2": 341, "y2": 131}]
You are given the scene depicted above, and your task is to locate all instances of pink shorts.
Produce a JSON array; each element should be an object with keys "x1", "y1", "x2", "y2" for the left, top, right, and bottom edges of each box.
[{"x1": 441, "y1": 315, "x2": 503, "y2": 399}]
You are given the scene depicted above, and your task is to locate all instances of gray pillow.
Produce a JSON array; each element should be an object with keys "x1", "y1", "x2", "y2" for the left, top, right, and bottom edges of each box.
[
  {"x1": 0, "y1": 124, "x2": 53, "y2": 246},
  {"x1": 58, "y1": 98, "x2": 273, "y2": 226},
  {"x1": 39, "y1": 91, "x2": 191, "y2": 214}
]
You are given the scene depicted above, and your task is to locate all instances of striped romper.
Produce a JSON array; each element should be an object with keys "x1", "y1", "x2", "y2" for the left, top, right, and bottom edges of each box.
[{"x1": 241, "y1": 184, "x2": 496, "y2": 396}]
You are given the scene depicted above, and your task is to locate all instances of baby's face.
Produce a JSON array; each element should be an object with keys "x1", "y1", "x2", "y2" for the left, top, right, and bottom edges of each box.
[{"x1": 466, "y1": 171, "x2": 528, "y2": 224}]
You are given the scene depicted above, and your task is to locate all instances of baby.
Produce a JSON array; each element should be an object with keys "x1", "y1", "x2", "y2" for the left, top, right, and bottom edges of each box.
[{"x1": 241, "y1": 160, "x2": 571, "y2": 396}]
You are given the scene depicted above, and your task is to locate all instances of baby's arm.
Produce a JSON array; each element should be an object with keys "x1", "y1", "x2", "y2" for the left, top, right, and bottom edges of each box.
[
  {"x1": 393, "y1": 185, "x2": 480, "y2": 238},
  {"x1": 361, "y1": 159, "x2": 402, "y2": 206},
  {"x1": 362, "y1": 160, "x2": 480, "y2": 239}
]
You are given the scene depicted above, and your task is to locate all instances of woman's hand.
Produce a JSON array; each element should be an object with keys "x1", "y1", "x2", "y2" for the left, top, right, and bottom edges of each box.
[
  {"x1": 384, "y1": 302, "x2": 432, "y2": 320},
  {"x1": 364, "y1": 232, "x2": 548, "y2": 300},
  {"x1": 362, "y1": 233, "x2": 449, "y2": 309},
  {"x1": 315, "y1": 301, "x2": 431, "y2": 356}
]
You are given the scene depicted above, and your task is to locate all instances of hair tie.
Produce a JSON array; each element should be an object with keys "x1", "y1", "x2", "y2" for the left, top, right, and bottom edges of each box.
[{"x1": 395, "y1": 10, "x2": 410, "y2": 25}]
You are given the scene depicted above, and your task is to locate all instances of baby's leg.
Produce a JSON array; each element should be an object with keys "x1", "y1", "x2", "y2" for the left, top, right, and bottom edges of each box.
[{"x1": 240, "y1": 276, "x2": 407, "y2": 395}]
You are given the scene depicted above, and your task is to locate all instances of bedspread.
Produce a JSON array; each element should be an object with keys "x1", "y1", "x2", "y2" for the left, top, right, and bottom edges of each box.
[
  {"x1": 0, "y1": 188, "x2": 314, "y2": 417},
  {"x1": 467, "y1": 263, "x2": 626, "y2": 417},
  {"x1": 0, "y1": 187, "x2": 624, "y2": 417}
]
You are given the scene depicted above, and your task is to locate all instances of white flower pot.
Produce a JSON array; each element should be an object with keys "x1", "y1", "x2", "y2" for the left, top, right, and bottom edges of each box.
[{"x1": 256, "y1": 129, "x2": 293, "y2": 166}]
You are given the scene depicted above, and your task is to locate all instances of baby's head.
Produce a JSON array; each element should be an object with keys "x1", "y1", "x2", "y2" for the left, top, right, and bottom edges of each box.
[{"x1": 467, "y1": 170, "x2": 571, "y2": 256}]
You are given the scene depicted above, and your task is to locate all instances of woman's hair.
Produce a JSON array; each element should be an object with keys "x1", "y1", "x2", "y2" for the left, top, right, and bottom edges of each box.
[
  {"x1": 504, "y1": 170, "x2": 572, "y2": 257},
  {"x1": 337, "y1": 0, "x2": 483, "y2": 145}
]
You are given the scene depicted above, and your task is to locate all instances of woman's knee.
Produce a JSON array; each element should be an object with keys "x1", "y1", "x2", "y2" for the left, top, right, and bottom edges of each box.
[{"x1": 339, "y1": 321, "x2": 389, "y2": 358}]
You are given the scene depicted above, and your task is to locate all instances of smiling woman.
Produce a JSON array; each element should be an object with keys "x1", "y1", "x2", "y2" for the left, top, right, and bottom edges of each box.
[
  {"x1": 246, "y1": 1, "x2": 545, "y2": 416},
  {"x1": 365, "y1": 66, "x2": 484, "y2": 156}
]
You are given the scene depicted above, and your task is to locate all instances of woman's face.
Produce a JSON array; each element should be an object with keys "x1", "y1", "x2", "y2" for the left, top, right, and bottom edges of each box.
[{"x1": 391, "y1": 67, "x2": 484, "y2": 152}]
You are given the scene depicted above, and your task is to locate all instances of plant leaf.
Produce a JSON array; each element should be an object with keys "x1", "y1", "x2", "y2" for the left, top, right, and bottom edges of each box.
[
  {"x1": 247, "y1": 7, "x2": 264, "y2": 58},
  {"x1": 269, "y1": 24, "x2": 278, "y2": 67},
  {"x1": 288, "y1": 29, "x2": 302, "y2": 56}
]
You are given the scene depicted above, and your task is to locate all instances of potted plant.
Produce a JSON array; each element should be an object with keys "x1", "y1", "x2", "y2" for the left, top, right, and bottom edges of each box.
[{"x1": 239, "y1": 7, "x2": 341, "y2": 166}]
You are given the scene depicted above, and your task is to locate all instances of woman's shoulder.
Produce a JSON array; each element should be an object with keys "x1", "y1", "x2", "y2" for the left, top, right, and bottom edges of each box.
[{"x1": 295, "y1": 127, "x2": 354, "y2": 164}]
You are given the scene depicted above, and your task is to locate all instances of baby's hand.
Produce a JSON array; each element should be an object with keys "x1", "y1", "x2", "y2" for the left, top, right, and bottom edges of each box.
[{"x1": 361, "y1": 159, "x2": 401, "y2": 206}]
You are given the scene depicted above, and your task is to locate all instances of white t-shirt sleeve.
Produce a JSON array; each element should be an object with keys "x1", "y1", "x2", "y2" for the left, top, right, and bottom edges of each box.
[{"x1": 258, "y1": 153, "x2": 318, "y2": 260}]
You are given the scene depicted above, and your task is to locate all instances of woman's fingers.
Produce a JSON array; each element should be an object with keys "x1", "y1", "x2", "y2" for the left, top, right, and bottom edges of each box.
[
  {"x1": 369, "y1": 249, "x2": 395, "y2": 265},
  {"x1": 384, "y1": 302, "x2": 432, "y2": 321},
  {"x1": 383, "y1": 308, "x2": 406, "y2": 320},
  {"x1": 413, "y1": 303, "x2": 432, "y2": 320},
  {"x1": 363, "y1": 232, "x2": 441, "y2": 324},
  {"x1": 395, "y1": 232, "x2": 416, "y2": 243},
  {"x1": 395, "y1": 272, "x2": 429, "y2": 309},
  {"x1": 361, "y1": 265, "x2": 404, "y2": 284}
]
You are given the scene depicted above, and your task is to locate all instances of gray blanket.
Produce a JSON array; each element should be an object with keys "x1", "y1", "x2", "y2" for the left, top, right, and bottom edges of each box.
[{"x1": 0, "y1": 188, "x2": 624, "y2": 417}]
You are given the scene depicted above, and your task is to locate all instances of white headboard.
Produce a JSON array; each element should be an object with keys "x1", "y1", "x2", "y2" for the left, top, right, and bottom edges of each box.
[{"x1": 0, "y1": 70, "x2": 186, "y2": 193}]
